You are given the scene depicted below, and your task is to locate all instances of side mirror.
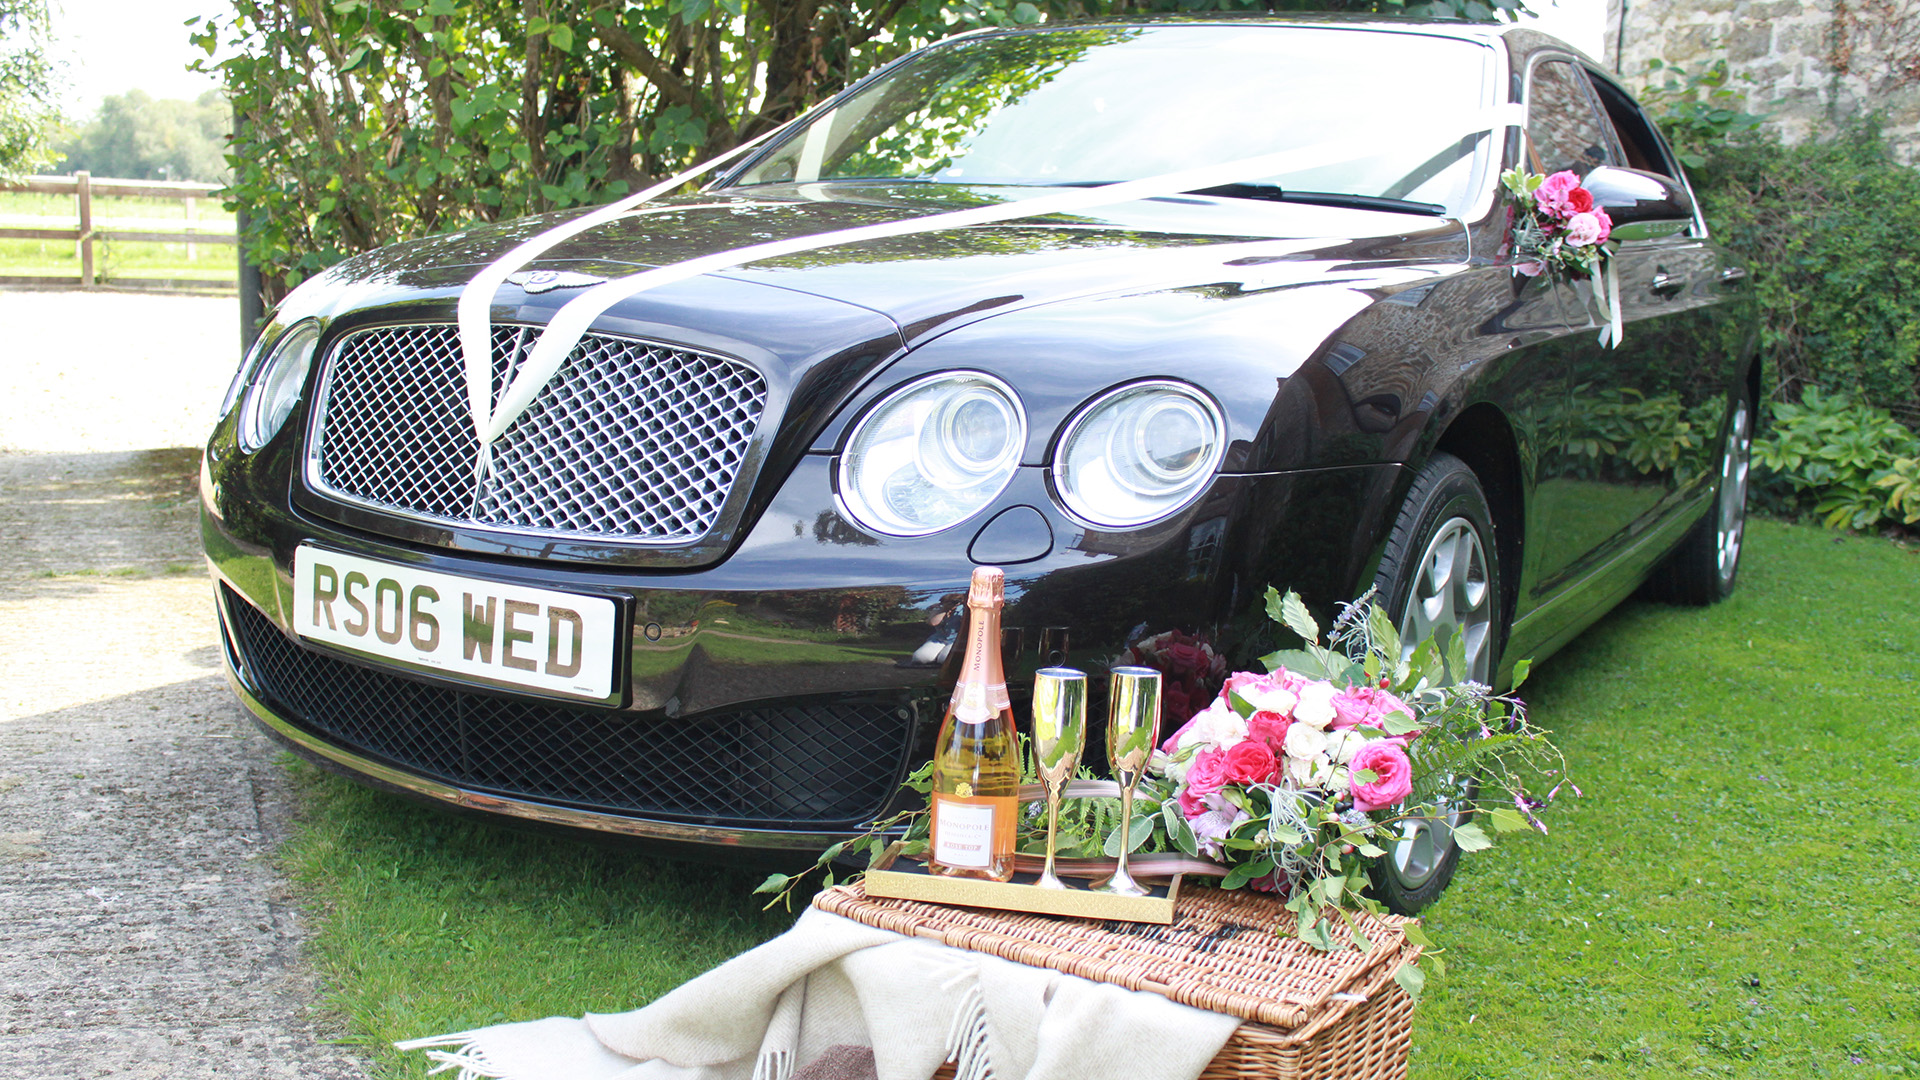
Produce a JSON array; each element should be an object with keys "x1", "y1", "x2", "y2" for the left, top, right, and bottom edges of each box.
[{"x1": 1582, "y1": 165, "x2": 1694, "y2": 239}]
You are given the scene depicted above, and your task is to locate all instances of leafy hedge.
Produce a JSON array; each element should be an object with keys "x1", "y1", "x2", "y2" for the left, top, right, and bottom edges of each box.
[
  {"x1": 1689, "y1": 123, "x2": 1920, "y2": 421},
  {"x1": 1645, "y1": 64, "x2": 1920, "y2": 535}
]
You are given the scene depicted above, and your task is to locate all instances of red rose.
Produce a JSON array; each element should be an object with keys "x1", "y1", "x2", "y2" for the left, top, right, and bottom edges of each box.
[
  {"x1": 1247, "y1": 710, "x2": 1292, "y2": 753},
  {"x1": 1223, "y1": 740, "x2": 1278, "y2": 785},
  {"x1": 1567, "y1": 187, "x2": 1594, "y2": 214}
]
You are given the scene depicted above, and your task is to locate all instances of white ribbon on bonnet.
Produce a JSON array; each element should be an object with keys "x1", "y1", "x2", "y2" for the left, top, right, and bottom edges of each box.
[{"x1": 454, "y1": 105, "x2": 1529, "y2": 482}]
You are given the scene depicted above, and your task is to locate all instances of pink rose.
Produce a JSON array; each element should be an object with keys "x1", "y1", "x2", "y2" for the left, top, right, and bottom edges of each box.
[
  {"x1": 1178, "y1": 747, "x2": 1231, "y2": 817},
  {"x1": 1185, "y1": 747, "x2": 1229, "y2": 796},
  {"x1": 1534, "y1": 170, "x2": 1581, "y2": 217},
  {"x1": 1223, "y1": 667, "x2": 1309, "y2": 702},
  {"x1": 1247, "y1": 709, "x2": 1292, "y2": 752},
  {"x1": 1223, "y1": 740, "x2": 1278, "y2": 786},
  {"x1": 1329, "y1": 684, "x2": 1412, "y2": 732},
  {"x1": 1592, "y1": 207, "x2": 1612, "y2": 243},
  {"x1": 1564, "y1": 211, "x2": 1605, "y2": 247},
  {"x1": 1513, "y1": 259, "x2": 1545, "y2": 278},
  {"x1": 1567, "y1": 187, "x2": 1594, "y2": 214},
  {"x1": 1349, "y1": 740, "x2": 1413, "y2": 812}
]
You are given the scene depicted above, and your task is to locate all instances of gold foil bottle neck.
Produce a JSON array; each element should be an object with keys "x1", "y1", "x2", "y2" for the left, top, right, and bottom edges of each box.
[{"x1": 967, "y1": 566, "x2": 1004, "y2": 608}]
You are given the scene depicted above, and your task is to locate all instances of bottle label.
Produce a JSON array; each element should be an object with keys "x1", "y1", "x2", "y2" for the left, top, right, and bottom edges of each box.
[
  {"x1": 931, "y1": 796, "x2": 1000, "y2": 869},
  {"x1": 952, "y1": 680, "x2": 1011, "y2": 725}
]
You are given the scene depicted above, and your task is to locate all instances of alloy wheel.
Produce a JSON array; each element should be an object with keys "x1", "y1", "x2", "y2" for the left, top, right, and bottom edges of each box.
[
  {"x1": 1717, "y1": 400, "x2": 1752, "y2": 585},
  {"x1": 1396, "y1": 516, "x2": 1494, "y2": 684}
]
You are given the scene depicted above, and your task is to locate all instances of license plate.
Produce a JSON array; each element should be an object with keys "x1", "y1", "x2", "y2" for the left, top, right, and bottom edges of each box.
[{"x1": 293, "y1": 545, "x2": 618, "y2": 701}]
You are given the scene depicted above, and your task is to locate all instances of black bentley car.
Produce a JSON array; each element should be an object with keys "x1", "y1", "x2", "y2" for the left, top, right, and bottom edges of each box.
[{"x1": 205, "y1": 17, "x2": 1757, "y2": 911}]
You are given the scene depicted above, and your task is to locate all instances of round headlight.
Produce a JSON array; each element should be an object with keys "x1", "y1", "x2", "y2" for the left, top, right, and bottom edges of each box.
[
  {"x1": 839, "y1": 372, "x2": 1026, "y2": 536},
  {"x1": 1054, "y1": 380, "x2": 1226, "y2": 528},
  {"x1": 240, "y1": 320, "x2": 321, "y2": 452}
]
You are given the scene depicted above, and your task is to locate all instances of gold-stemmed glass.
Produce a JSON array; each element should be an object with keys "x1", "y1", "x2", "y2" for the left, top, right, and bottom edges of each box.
[
  {"x1": 1030, "y1": 667, "x2": 1087, "y2": 890},
  {"x1": 1091, "y1": 665, "x2": 1161, "y2": 897}
]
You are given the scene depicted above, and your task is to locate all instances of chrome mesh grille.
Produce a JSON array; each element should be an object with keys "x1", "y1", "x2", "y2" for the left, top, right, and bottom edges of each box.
[{"x1": 312, "y1": 324, "x2": 767, "y2": 542}]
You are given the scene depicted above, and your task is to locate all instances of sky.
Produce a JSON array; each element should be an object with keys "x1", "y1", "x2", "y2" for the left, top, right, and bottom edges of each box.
[
  {"x1": 42, "y1": 0, "x2": 1611, "y2": 122},
  {"x1": 46, "y1": 0, "x2": 224, "y2": 120}
]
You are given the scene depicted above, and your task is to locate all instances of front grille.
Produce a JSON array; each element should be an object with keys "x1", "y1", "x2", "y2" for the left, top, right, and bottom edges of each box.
[
  {"x1": 222, "y1": 587, "x2": 914, "y2": 827},
  {"x1": 311, "y1": 324, "x2": 768, "y2": 543}
]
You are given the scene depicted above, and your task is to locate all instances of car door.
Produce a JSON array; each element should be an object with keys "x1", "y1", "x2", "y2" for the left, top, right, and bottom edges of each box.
[
  {"x1": 1518, "y1": 55, "x2": 1637, "y2": 597},
  {"x1": 1550, "y1": 65, "x2": 1741, "y2": 587}
]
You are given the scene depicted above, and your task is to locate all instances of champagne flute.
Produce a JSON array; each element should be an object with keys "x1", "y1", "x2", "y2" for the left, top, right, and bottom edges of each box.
[
  {"x1": 1030, "y1": 667, "x2": 1087, "y2": 890},
  {"x1": 1091, "y1": 666, "x2": 1161, "y2": 897}
]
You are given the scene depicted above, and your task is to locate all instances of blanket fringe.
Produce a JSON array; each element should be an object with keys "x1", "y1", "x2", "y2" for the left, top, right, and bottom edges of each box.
[
  {"x1": 391, "y1": 1036, "x2": 508, "y2": 1080},
  {"x1": 753, "y1": 1048, "x2": 794, "y2": 1080},
  {"x1": 943, "y1": 973, "x2": 993, "y2": 1080}
]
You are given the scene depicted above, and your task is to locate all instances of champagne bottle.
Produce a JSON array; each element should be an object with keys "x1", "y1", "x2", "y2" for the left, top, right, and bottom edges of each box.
[{"x1": 928, "y1": 566, "x2": 1019, "y2": 881}]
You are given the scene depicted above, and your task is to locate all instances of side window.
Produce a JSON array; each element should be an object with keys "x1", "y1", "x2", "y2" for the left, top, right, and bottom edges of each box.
[
  {"x1": 1584, "y1": 72, "x2": 1678, "y2": 178},
  {"x1": 1525, "y1": 59, "x2": 1612, "y2": 176}
]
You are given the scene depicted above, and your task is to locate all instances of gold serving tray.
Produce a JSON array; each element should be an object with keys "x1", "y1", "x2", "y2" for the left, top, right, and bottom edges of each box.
[{"x1": 864, "y1": 852, "x2": 1183, "y2": 924}]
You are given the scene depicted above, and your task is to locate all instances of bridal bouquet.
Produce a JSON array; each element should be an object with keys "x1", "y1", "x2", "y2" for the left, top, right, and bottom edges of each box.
[
  {"x1": 1502, "y1": 168, "x2": 1613, "y2": 280},
  {"x1": 1144, "y1": 589, "x2": 1569, "y2": 956}
]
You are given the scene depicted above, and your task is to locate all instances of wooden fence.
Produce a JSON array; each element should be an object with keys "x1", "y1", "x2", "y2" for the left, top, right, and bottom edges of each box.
[{"x1": 0, "y1": 171, "x2": 236, "y2": 293}]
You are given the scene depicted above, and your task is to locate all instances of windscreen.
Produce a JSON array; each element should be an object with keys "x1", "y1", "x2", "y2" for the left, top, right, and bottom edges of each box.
[{"x1": 734, "y1": 25, "x2": 1496, "y2": 213}]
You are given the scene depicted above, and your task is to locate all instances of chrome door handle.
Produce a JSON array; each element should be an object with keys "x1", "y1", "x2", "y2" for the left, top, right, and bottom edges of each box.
[{"x1": 1650, "y1": 271, "x2": 1686, "y2": 296}]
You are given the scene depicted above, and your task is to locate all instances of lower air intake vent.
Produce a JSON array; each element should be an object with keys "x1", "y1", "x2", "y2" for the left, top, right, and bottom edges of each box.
[{"x1": 222, "y1": 586, "x2": 914, "y2": 827}]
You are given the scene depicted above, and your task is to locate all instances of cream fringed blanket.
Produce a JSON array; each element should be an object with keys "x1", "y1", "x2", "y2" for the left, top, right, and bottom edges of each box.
[{"x1": 398, "y1": 907, "x2": 1241, "y2": 1080}]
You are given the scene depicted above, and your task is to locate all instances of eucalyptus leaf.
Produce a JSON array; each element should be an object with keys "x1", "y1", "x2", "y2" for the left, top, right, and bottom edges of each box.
[
  {"x1": 1489, "y1": 807, "x2": 1529, "y2": 833},
  {"x1": 1392, "y1": 963, "x2": 1426, "y2": 1002},
  {"x1": 1366, "y1": 603, "x2": 1401, "y2": 669},
  {"x1": 1281, "y1": 590, "x2": 1320, "y2": 642},
  {"x1": 1259, "y1": 649, "x2": 1325, "y2": 679},
  {"x1": 1383, "y1": 710, "x2": 1423, "y2": 736},
  {"x1": 1451, "y1": 821, "x2": 1494, "y2": 852},
  {"x1": 1103, "y1": 815, "x2": 1155, "y2": 857}
]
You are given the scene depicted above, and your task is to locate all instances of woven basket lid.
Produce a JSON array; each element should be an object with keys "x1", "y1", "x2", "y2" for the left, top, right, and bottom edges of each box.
[{"x1": 813, "y1": 882, "x2": 1419, "y2": 1032}]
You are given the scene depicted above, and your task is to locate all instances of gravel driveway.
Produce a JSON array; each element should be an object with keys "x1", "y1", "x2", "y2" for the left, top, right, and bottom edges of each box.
[{"x1": 0, "y1": 290, "x2": 367, "y2": 1079}]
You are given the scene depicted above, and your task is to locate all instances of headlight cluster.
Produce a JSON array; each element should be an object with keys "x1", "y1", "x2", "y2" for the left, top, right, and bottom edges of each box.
[
  {"x1": 839, "y1": 373, "x2": 1026, "y2": 536},
  {"x1": 837, "y1": 372, "x2": 1225, "y2": 537},
  {"x1": 238, "y1": 320, "x2": 322, "y2": 452}
]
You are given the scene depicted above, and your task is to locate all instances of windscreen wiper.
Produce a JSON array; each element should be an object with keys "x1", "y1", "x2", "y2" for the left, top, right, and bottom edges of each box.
[{"x1": 1189, "y1": 183, "x2": 1447, "y2": 217}]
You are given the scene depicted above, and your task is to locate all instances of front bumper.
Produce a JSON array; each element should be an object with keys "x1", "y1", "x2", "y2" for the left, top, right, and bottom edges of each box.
[{"x1": 209, "y1": 435, "x2": 1399, "y2": 850}]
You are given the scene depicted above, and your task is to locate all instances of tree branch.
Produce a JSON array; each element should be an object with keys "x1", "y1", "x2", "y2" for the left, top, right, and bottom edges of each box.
[{"x1": 592, "y1": 11, "x2": 700, "y2": 110}]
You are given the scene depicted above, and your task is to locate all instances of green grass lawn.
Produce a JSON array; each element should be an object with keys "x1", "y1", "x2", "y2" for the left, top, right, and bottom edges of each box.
[
  {"x1": 276, "y1": 519, "x2": 1919, "y2": 1078},
  {"x1": 0, "y1": 189, "x2": 235, "y2": 281}
]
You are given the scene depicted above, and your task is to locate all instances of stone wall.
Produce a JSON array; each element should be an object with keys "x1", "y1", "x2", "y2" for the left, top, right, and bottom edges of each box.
[{"x1": 1603, "y1": 0, "x2": 1920, "y2": 163}]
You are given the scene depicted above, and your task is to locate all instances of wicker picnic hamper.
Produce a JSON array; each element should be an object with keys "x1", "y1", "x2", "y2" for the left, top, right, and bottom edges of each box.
[{"x1": 813, "y1": 882, "x2": 1420, "y2": 1080}]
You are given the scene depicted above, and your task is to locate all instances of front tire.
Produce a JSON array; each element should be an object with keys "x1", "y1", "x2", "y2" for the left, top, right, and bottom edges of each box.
[{"x1": 1364, "y1": 452, "x2": 1502, "y2": 915}]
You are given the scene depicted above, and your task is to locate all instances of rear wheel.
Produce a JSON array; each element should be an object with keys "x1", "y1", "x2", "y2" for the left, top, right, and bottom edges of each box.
[
  {"x1": 1644, "y1": 394, "x2": 1752, "y2": 606},
  {"x1": 1364, "y1": 452, "x2": 1502, "y2": 915}
]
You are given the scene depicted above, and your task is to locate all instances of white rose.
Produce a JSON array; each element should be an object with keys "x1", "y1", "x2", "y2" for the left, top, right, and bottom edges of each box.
[
  {"x1": 1325, "y1": 729, "x2": 1367, "y2": 765},
  {"x1": 1284, "y1": 721, "x2": 1329, "y2": 762},
  {"x1": 1286, "y1": 752, "x2": 1318, "y2": 786},
  {"x1": 1241, "y1": 686, "x2": 1299, "y2": 716},
  {"x1": 1294, "y1": 681, "x2": 1338, "y2": 730},
  {"x1": 1177, "y1": 698, "x2": 1247, "y2": 752}
]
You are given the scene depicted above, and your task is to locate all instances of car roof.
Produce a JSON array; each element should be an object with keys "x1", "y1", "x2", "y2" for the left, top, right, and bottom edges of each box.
[{"x1": 951, "y1": 15, "x2": 1582, "y2": 65}]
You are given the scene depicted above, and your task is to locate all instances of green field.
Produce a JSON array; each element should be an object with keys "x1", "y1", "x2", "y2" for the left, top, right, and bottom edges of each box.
[
  {"x1": 0, "y1": 189, "x2": 236, "y2": 282},
  {"x1": 275, "y1": 519, "x2": 1920, "y2": 1078}
]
